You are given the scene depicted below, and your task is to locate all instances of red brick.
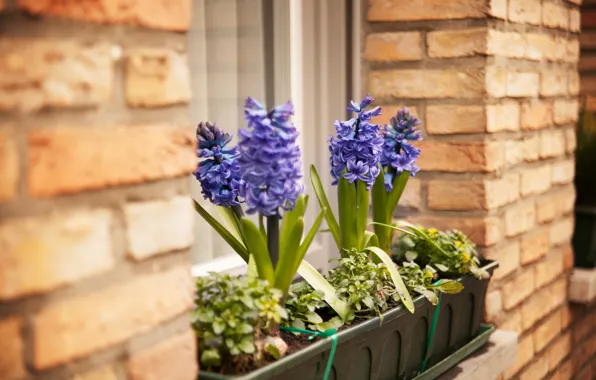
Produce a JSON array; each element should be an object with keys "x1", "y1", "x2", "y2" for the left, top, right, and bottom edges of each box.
[
  {"x1": 128, "y1": 330, "x2": 197, "y2": 380},
  {"x1": 535, "y1": 252, "x2": 564, "y2": 289},
  {"x1": 504, "y1": 334, "x2": 534, "y2": 379},
  {"x1": 522, "y1": 134, "x2": 540, "y2": 162},
  {"x1": 540, "y1": 130, "x2": 566, "y2": 158},
  {"x1": 0, "y1": 317, "x2": 27, "y2": 379},
  {"x1": 521, "y1": 101, "x2": 553, "y2": 130},
  {"x1": 28, "y1": 125, "x2": 195, "y2": 197},
  {"x1": 569, "y1": 8, "x2": 580, "y2": 32},
  {"x1": 565, "y1": 38, "x2": 580, "y2": 63},
  {"x1": 563, "y1": 244, "x2": 574, "y2": 270},
  {"x1": 484, "y1": 241, "x2": 520, "y2": 280},
  {"x1": 417, "y1": 141, "x2": 503, "y2": 173},
  {"x1": 551, "y1": 360, "x2": 572, "y2": 380},
  {"x1": 369, "y1": 69, "x2": 486, "y2": 99},
  {"x1": 508, "y1": 0, "x2": 542, "y2": 25},
  {"x1": 485, "y1": 290, "x2": 502, "y2": 321},
  {"x1": 365, "y1": 32, "x2": 422, "y2": 62},
  {"x1": 540, "y1": 70, "x2": 568, "y2": 97},
  {"x1": 409, "y1": 215, "x2": 501, "y2": 247},
  {"x1": 427, "y1": 174, "x2": 518, "y2": 210},
  {"x1": 521, "y1": 279, "x2": 567, "y2": 330},
  {"x1": 554, "y1": 99, "x2": 579, "y2": 124},
  {"x1": 486, "y1": 67, "x2": 508, "y2": 97},
  {"x1": 503, "y1": 270, "x2": 535, "y2": 310},
  {"x1": 505, "y1": 201, "x2": 535, "y2": 237},
  {"x1": 569, "y1": 70, "x2": 580, "y2": 95},
  {"x1": 367, "y1": 0, "x2": 487, "y2": 21},
  {"x1": 487, "y1": 30, "x2": 526, "y2": 58},
  {"x1": 565, "y1": 127, "x2": 576, "y2": 153},
  {"x1": 425, "y1": 105, "x2": 485, "y2": 134},
  {"x1": 548, "y1": 333, "x2": 571, "y2": 371},
  {"x1": 427, "y1": 28, "x2": 487, "y2": 58},
  {"x1": 551, "y1": 160, "x2": 575, "y2": 185},
  {"x1": 500, "y1": 309, "x2": 523, "y2": 335},
  {"x1": 0, "y1": 38, "x2": 115, "y2": 113},
  {"x1": 575, "y1": 365, "x2": 593, "y2": 380},
  {"x1": 489, "y1": 0, "x2": 508, "y2": 19},
  {"x1": 0, "y1": 127, "x2": 18, "y2": 202},
  {"x1": 72, "y1": 366, "x2": 118, "y2": 380},
  {"x1": 400, "y1": 177, "x2": 421, "y2": 209},
  {"x1": 520, "y1": 165, "x2": 551, "y2": 196},
  {"x1": 125, "y1": 49, "x2": 191, "y2": 108},
  {"x1": 518, "y1": 355, "x2": 548, "y2": 380},
  {"x1": 486, "y1": 102, "x2": 520, "y2": 132},
  {"x1": 124, "y1": 196, "x2": 194, "y2": 261},
  {"x1": 17, "y1": 0, "x2": 191, "y2": 31},
  {"x1": 536, "y1": 186, "x2": 576, "y2": 223},
  {"x1": 572, "y1": 314, "x2": 594, "y2": 344},
  {"x1": 507, "y1": 72, "x2": 540, "y2": 97},
  {"x1": 550, "y1": 217, "x2": 574, "y2": 247},
  {"x1": 0, "y1": 210, "x2": 114, "y2": 301},
  {"x1": 520, "y1": 228, "x2": 550, "y2": 264},
  {"x1": 542, "y1": 2, "x2": 569, "y2": 29},
  {"x1": 371, "y1": 105, "x2": 419, "y2": 126},
  {"x1": 33, "y1": 266, "x2": 194, "y2": 369}
]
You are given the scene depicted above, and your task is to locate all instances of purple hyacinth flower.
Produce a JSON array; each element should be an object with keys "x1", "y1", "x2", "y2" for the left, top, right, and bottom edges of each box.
[
  {"x1": 194, "y1": 121, "x2": 244, "y2": 207},
  {"x1": 329, "y1": 94, "x2": 384, "y2": 189},
  {"x1": 237, "y1": 97, "x2": 304, "y2": 216},
  {"x1": 380, "y1": 107, "x2": 423, "y2": 191}
]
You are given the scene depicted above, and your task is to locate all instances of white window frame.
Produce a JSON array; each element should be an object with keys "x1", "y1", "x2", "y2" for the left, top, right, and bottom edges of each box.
[{"x1": 191, "y1": 0, "x2": 357, "y2": 277}]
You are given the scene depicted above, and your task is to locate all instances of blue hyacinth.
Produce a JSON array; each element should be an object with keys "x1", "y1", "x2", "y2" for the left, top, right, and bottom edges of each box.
[
  {"x1": 380, "y1": 107, "x2": 422, "y2": 191},
  {"x1": 194, "y1": 122, "x2": 244, "y2": 207},
  {"x1": 329, "y1": 95, "x2": 384, "y2": 189},
  {"x1": 237, "y1": 98, "x2": 303, "y2": 216}
]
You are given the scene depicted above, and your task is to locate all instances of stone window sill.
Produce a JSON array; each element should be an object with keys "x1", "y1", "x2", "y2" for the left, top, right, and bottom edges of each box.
[
  {"x1": 569, "y1": 268, "x2": 596, "y2": 304},
  {"x1": 438, "y1": 330, "x2": 518, "y2": 380}
]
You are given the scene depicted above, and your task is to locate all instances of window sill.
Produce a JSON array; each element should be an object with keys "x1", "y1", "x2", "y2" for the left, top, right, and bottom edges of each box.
[
  {"x1": 438, "y1": 330, "x2": 518, "y2": 380},
  {"x1": 569, "y1": 268, "x2": 596, "y2": 304}
]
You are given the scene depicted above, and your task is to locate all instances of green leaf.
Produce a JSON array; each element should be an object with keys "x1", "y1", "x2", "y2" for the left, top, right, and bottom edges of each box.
[
  {"x1": 200, "y1": 349, "x2": 221, "y2": 367},
  {"x1": 280, "y1": 195, "x2": 306, "y2": 256},
  {"x1": 364, "y1": 246, "x2": 415, "y2": 314},
  {"x1": 291, "y1": 209, "x2": 326, "y2": 276},
  {"x1": 305, "y1": 311, "x2": 324, "y2": 324},
  {"x1": 310, "y1": 165, "x2": 340, "y2": 248},
  {"x1": 435, "y1": 263, "x2": 449, "y2": 272},
  {"x1": 217, "y1": 206, "x2": 244, "y2": 243},
  {"x1": 239, "y1": 218, "x2": 275, "y2": 285},
  {"x1": 372, "y1": 170, "x2": 390, "y2": 251},
  {"x1": 297, "y1": 260, "x2": 352, "y2": 321},
  {"x1": 386, "y1": 171, "x2": 410, "y2": 221},
  {"x1": 362, "y1": 231, "x2": 379, "y2": 248},
  {"x1": 212, "y1": 320, "x2": 225, "y2": 335},
  {"x1": 338, "y1": 176, "x2": 358, "y2": 251},
  {"x1": 259, "y1": 214, "x2": 267, "y2": 241},
  {"x1": 274, "y1": 217, "x2": 304, "y2": 293},
  {"x1": 193, "y1": 200, "x2": 249, "y2": 261},
  {"x1": 238, "y1": 340, "x2": 256, "y2": 354},
  {"x1": 415, "y1": 286, "x2": 439, "y2": 305},
  {"x1": 318, "y1": 316, "x2": 344, "y2": 331},
  {"x1": 430, "y1": 279, "x2": 464, "y2": 294},
  {"x1": 266, "y1": 341, "x2": 281, "y2": 359},
  {"x1": 356, "y1": 180, "x2": 369, "y2": 250},
  {"x1": 247, "y1": 254, "x2": 259, "y2": 280}
]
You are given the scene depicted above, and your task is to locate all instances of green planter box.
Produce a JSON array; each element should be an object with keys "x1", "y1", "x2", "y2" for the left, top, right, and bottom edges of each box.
[
  {"x1": 199, "y1": 261, "x2": 498, "y2": 380},
  {"x1": 573, "y1": 207, "x2": 596, "y2": 268}
]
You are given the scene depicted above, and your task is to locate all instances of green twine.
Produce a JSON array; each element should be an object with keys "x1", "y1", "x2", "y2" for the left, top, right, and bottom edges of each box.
[
  {"x1": 280, "y1": 326, "x2": 338, "y2": 380},
  {"x1": 420, "y1": 292, "x2": 443, "y2": 373}
]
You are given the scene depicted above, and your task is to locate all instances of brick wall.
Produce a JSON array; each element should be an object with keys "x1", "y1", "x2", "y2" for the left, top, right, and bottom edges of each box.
[
  {"x1": 365, "y1": 0, "x2": 596, "y2": 379},
  {"x1": 0, "y1": 2, "x2": 197, "y2": 380},
  {"x1": 581, "y1": 0, "x2": 596, "y2": 107}
]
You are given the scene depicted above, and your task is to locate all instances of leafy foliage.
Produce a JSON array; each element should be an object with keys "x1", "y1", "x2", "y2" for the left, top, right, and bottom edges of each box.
[
  {"x1": 399, "y1": 261, "x2": 463, "y2": 305},
  {"x1": 192, "y1": 273, "x2": 287, "y2": 370},
  {"x1": 393, "y1": 227, "x2": 489, "y2": 279},
  {"x1": 284, "y1": 281, "x2": 343, "y2": 332},
  {"x1": 327, "y1": 249, "x2": 403, "y2": 322}
]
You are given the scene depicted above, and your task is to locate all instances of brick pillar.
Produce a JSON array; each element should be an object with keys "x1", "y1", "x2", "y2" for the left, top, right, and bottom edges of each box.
[
  {"x1": 366, "y1": 0, "x2": 582, "y2": 378},
  {"x1": 0, "y1": 2, "x2": 197, "y2": 380}
]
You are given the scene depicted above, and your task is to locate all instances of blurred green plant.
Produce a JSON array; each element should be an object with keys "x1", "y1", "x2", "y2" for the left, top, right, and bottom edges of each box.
[{"x1": 399, "y1": 261, "x2": 463, "y2": 305}]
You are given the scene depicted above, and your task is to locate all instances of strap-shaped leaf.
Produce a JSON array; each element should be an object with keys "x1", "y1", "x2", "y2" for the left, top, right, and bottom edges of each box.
[
  {"x1": 193, "y1": 200, "x2": 249, "y2": 262},
  {"x1": 310, "y1": 165, "x2": 340, "y2": 249},
  {"x1": 217, "y1": 206, "x2": 244, "y2": 243},
  {"x1": 292, "y1": 209, "x2": 326, "y2": 276},
  {"x1": 362, "y1": 230, "x2": 377, "y2": 249},
  {"x1": 280, "y1": 195, "x2": 306, "y2": 256},
  {"x1": 297, "y1": 261, "x2": 352, "y2": 321},
  {"x1": 239, "y1": 218, "x2": 275, "y2": 285},
  {"x1": 338, "y1": 176, "x2": 357, "y2": 251},
  {"x1": 258, "y1": 214, "x2": 267, "y2": 241},
  {"x1": 356, "y1": 180, "x2": 369, "y2": 250},
  {"x1": 386, "y1": 171, "x2": 410, "y2": 221},
  {"x1": 372, "y1": 170, "x2": 390, "y2": 252},
  {"x1": 275, "y1": 217, "x2": 304, "y2": 293},
  {"x1": 364, "y1": 246, "x2": 415, "y2": 313}
]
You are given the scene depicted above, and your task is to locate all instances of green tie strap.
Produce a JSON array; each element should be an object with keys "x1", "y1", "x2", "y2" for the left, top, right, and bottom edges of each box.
[
  {"x1": 280, "y1": 326, "x2": 338, "y2": 380},
  {"x1": 420, "y1": 292, "x2": 443, "y2": 373}
]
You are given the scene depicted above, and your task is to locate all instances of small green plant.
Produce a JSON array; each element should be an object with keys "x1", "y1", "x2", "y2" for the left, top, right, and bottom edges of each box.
[
  {"x1": 399, "y1": 261, "x2": 463, "y2": 305},
  {"x1": 393, "y1": 227, "x2": 489, "y2": 279},
  {"x1": 192, "y1": 273, "x2": 288, "y2": 370},
  {"x1": 284, "y1": 281, "x2": 343, "y2": 332}
]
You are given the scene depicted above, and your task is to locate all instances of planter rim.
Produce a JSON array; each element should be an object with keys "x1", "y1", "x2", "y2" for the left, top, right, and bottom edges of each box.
[{"x1": 199, "y1": 260, "x2": 498, "y2": 379}]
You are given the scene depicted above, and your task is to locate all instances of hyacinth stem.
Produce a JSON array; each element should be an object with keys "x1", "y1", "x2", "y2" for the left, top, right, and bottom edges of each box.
[
  {"x1": 267, "y1": 214, "x2": 280, "y2": 268},
  {"x1": 231, "y1": 205, "x2": 244, "y2": 220}
]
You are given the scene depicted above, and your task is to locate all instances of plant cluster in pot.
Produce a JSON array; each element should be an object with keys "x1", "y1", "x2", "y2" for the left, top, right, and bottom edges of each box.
[
  {"x1": 572, "y1": 108, "x2": 596, "y2": 268},
  {"x1": 191, "y1": 96, "x2": 498, "y2": 380}
]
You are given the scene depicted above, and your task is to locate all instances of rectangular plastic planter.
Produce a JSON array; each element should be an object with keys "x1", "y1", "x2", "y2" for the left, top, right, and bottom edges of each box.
[
  {"x1": 199, "y1": 261, "x2": 498, "y2": 380},
  {"x1": 573, "y1": 207, "x2": 596, "y2": 268}
]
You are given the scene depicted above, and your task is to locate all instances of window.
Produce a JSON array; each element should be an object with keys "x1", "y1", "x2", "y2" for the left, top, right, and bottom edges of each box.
[{"x1": 189, "y1": 0, "x2": 358, "y2": 275}]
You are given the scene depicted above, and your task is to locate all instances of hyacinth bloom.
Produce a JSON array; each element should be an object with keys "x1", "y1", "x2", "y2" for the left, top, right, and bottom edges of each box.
[
  {"x1": 329, "y1": 95, "x2": 384, "y2": 189},
  {"x1": 380, "y1": 107, "x2": 422, "y2": 191},
  {"x1": 237, "y1": 97, "x2": 303, "y2": 216},
  {"x1": 194, "y1": 122, "x2": 244, "y2": 207}
]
